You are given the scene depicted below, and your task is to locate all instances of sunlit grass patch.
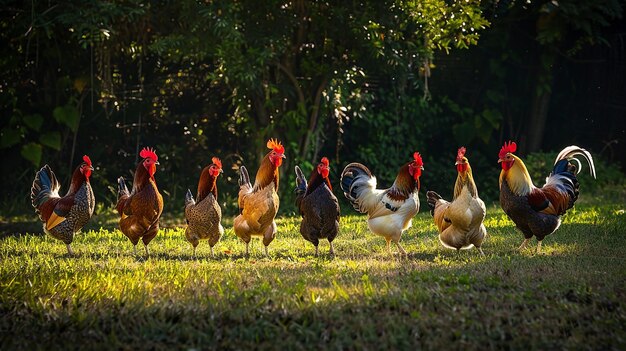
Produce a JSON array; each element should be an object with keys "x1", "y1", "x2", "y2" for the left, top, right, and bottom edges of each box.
[{"x1": 1, "y1": 204, "x2": 625, "y2": 349}]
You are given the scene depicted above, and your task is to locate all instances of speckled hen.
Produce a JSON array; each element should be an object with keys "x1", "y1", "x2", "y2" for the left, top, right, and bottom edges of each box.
[{"x1": 184, "y1": 157, "x2": 224, "y2": 257}]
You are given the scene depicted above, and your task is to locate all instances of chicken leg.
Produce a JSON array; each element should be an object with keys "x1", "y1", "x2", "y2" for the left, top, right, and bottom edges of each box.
[{"x1": 517, "y1": 238, "x2": 530, "y2": 251}]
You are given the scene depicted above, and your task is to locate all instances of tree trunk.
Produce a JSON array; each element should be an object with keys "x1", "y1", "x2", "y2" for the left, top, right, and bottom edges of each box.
[{"x1": 524, "y1": 51, "x2": 556, "y2": 154}]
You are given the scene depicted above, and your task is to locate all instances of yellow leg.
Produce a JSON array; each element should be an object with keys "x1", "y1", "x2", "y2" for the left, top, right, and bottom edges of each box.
[
  {"x1": 144, "y1": 244, "x2": 150, "y2": 256},
  {"x1": 536, "y1": 241, "x2": 542, "y2": 254},
  {"x1": 329, "y1": 242, "x2": 335, "y2": 257},
  {"x1": 210, "y1": 246, "x2": 214, "y2": 257},
  {"x1": 517, "y1": 238, "x2": 530, "y2": 251},
  {"x1": 264, "y1": 245, "x2": 269, "y2": 257},
  {"x1": 395, "y1": 241, "x2": 407, "y2": 256},
  {"x1": 66, "y1": 244, "x2": 74, "y2": 256},
  {"x1": 385, "y1": 239, "x2": 391, "y2": 254}
]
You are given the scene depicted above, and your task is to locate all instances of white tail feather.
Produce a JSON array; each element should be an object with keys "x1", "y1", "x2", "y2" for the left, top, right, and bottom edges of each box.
[{"x1": 554, "y1": 146, "x2": 596, "y2": 179}]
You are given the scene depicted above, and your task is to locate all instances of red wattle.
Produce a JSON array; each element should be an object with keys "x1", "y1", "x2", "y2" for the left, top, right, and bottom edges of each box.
[{"x1": 501, "y1": 161, "x2": 513, "y2": 171}]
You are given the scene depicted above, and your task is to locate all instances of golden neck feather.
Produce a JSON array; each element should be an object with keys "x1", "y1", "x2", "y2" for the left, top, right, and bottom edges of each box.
[
  {"x1": 454, "y1": 165, "x2": 477, "y2": 199},
  {"x1": 499, "y1": 155, "x2": 534, "y2": 195}
]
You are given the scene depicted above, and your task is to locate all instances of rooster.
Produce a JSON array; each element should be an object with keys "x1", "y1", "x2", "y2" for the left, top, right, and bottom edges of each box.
[
  {"x1": 116, "y1": 147, "x2": 164, "y2": 256},
  {"x1": 30, "y1": 155, "x2": 95, "y2": 255},
  {"x1": 184, "y1": 157, "x2": 224, "y2": 257},
  {"x1": 234, "y1": 139, "x2": 286, "y2": 256},
  {"x1": 340, "y1": 152, "x2": 424, "y2": 255},
  {"x1": 427, "y1": 147, "x2": 487, "y2": 255},
  {"x1": 295, "y1": 157, "x2": 340, "y2": 257},
  {"x1": 498, "y1": 141, "x2": 596, "y2": 253}
]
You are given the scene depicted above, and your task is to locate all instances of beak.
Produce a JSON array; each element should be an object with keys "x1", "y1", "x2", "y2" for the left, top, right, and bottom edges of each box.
[
  {"x1": 497, "y1": 159, "x2": 503, "y2": 163},
  {"x1": 155, "y1": 161, "x2": 160, "y2": 165},
  {"x1": 420, "y1": 166, "x2": 424, "y2": 170},
  {"x1": 88, "y1": 165, "x2": 94, "y2": 170},
  {"x1": 455, "y1": 161, "x2": 460, "y2": 165},
  {"x1": 281, "y1": 154, "x2": 286, "y2": 159},
  {"x1": 219, "y1": 168, "x2": 224, "y2": 174}
]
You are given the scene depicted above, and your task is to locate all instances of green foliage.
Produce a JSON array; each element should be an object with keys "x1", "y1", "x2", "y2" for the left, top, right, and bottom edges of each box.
[
  {"x1": 20, "y1": 143, "x2": 42, "y2": 167},
  {"x1": 1, "y1": 205, "x2": 625, "y2": 349}
]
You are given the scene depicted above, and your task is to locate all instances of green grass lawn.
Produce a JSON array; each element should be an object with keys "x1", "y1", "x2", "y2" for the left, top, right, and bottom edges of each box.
[{"x1": 1, "y1": 203, "x2": 625, "y2": 350}]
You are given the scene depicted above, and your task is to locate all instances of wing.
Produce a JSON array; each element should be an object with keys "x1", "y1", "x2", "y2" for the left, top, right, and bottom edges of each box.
[{"x1": 46, "y1": 195, "x2": 75, "y2": 230}]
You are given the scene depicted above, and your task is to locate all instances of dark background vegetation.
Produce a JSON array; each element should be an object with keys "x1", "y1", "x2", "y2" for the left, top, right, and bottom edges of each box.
[{"x1": 1, "y1": 0, "x2": 625, "y2": 218}]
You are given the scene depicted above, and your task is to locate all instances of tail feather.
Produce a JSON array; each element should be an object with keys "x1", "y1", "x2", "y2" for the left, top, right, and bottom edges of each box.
[
  {"x1": 116, "y1": 176, "x2": 130, "y2": 216},
  {"x1": 294, "y1": 166, "x2": 307, "y2": 196},
  {"x1": 340, "y1": 163, "x2": 376, "y2": 214},
  {"x1": 426, "y1": 191, "x2": 442, "y2": 217},
  {"x1": 554, "y1": 146, "x2": 596, "y2": 179},
  {"x1": 30, "y1": 165, "x2": 60, "y2": 211},
  {"x1": 185, "y1": 189, "x2": 195, "y2": 207},
  {"x1": 238, "y1": 165, "x2": 251, "y2": 188},
  {"x1": 117, "y1": 176, "x2": 130, "y2": 199},
  {"x1": 543, "y1": 146, "x2": 595, "y2": 213},
  {"x1": 294, "y1": 165, "x2": 307, "y2": 211}
]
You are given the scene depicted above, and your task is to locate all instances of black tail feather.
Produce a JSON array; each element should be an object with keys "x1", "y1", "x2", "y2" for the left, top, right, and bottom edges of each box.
[
  {"x1": 239, "y1": 165, "x2": 251, "y2": 188},
  {"x1": 117, "y1": 176, "x2": 129, "y2": 199},
  {"x1": 294, "y1": 166, "x2": 307, "y2": 196},
  {"x1": 185, "y1": 188, "x2": 195, "y2": 207},
  {"x1": 30, "y1": 165, "x2": 60, "y2": 210},
  {"x1": 340, "y1": 163, "x2": 372, "y2": 209},
  {"x1": 426, "y1": 191, "x2": 442, "y2": 217}
]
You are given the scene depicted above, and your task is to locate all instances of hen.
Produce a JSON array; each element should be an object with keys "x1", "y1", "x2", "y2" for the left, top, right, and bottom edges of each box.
[
  {"x1": 340, "y1": 152, "x2": 424, "y2": 255},
  {"x1": 426, "y1": 147, "x2": 486, "y2": 255},
  {"x1": 498, "y1": 141, "x2": 596, "y2": 253},
  {"x1": 30, "y1": 155, "x2": 95, "y2": 255},
  {"x1": 184, "y1": 157, "x2": 224, "y2": 257},
  {"x1": 234, "y1": 139, "x2": 286, "y2": 256},
  {"x1": 294, "y1": 157, "x2": 340, "y2": 257},
  {"x1": 116, "y1": 147, "x2": 164, "y2": 256}
]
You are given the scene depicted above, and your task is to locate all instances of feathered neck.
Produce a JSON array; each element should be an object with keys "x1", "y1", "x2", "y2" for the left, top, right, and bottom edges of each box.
[
  {"x1": 305, "y1": 169, "x2": 332, "y2": 196},
  {"x1": 254, "y1": 153, "x2": 280, "y2": 190},
  {"x1": 388, "y1": 163, "x2": 419, "y2": 200},
  {"x1": 67, "y1": 166, "x2": 88, "y2": 195},
  {"x1": 454, "y1": 165, "x2": 478, "y2": 199},
  {"x1": 196, "y1": 166, "x2": 218, "y2": 202},
  {"x1": 132, "y1": 162, "x2": 153, "y2": 192},
  {"x1": 500, "y1": 154, "x2": 534, "y2": 196}
]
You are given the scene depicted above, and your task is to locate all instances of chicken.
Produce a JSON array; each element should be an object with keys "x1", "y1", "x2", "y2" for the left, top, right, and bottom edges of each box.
[
  {"x1": 116, "y1": 147, "x2": 164, "y2": 256},
  {"x1": 30, "y1": 155, "x2": 95, "y2": 255},
  {"x1": 294, "y1": 157, "x2": 340, "y2": 257},
  {"x1": 234, "y1": 138, "x2": 286, "y2": 256},
  {"x1": 184, "y1": 157, "x2": 224, "y2": 257},
  {"x1": 426, "y1": 147, "x2": 486, "y2": 255},
  {"x1": 498, "y1": 141, "x2": 596, "y2": 253},
  {"x1": 340, "y1": 152, "x2": 424, "y2": 255}
]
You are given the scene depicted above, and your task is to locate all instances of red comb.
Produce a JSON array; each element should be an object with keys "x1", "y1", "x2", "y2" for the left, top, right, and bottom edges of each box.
[
  {"x1": 266, "y1": 138, "x2": 285, "y2": 154},
  {"x1": 82, "y1": 155, "x2": 92, "y2": 167},
  {"x1": 413, "y1": 152, "x2": 423, "y2": 166},
  {"x1": 211, "y1": 157, "x2": 222, "y2": 169},
  {"x1": 457, "y1": 147, "x2": 466, "y2": 162},
  {"x1": 320, "y1": 157, "x2": 329, "y2": 166},
  {"x1": 139, "y1": 147, "x2": 158, "y2": 162},
  {"x1": 499, "y1": 141, "x2": 517, "y2": 159}
]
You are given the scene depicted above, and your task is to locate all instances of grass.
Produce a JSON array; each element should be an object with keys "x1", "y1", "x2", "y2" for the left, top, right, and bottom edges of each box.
[{"x1": 1, "y1": 203, "x2": 625, "y2": 350}]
